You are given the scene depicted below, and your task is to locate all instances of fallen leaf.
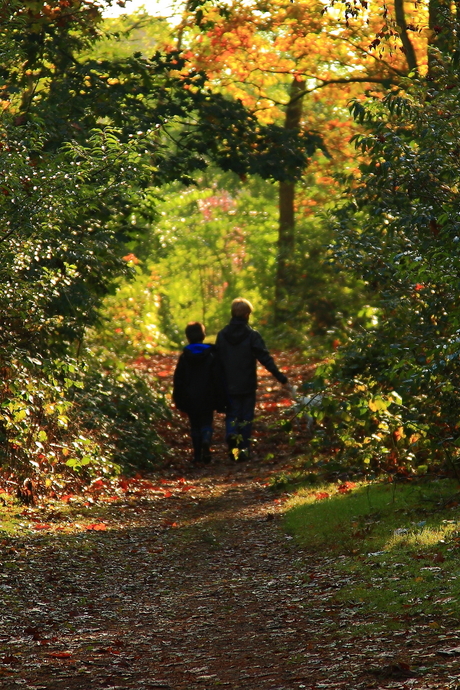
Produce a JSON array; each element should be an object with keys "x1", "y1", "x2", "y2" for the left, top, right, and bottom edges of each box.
[
  {"x1": 337, "y1": 481, "x2": 356, "y2": 493},
  {"x1": 2, "y1": 655, "x2": 20, "y2": 665},
  {"x1": 437, "y1": 647, "x2": 460, "y2": 657},
  {"x1": 86, "y1": 523, "x2": 107, "y2": 531}
]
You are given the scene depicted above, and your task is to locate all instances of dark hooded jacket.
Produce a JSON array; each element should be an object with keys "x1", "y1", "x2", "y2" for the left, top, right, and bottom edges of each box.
[
  {"x1": 173, "y1": 343, "x2": 226, "y2": 414},
  {"x1": 216, "y1": 317, "x2": 287, "y2": 395}
]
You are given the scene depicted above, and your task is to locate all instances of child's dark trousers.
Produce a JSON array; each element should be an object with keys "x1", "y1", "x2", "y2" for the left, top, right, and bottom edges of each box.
[
  {"x1": 188, "y1": 410, "x2": 213, "y2": 462},
  {"x1": 225, "y1": 393, "x2": 256, "y2": 455}
]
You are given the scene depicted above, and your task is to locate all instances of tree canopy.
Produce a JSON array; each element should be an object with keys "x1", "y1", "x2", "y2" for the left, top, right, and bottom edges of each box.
[{"x1": 2, "y1": 0, "x2": 460, "y2": 486}]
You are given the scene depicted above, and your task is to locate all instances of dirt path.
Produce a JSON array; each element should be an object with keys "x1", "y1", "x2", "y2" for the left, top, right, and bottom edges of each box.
[{"x1": 0, "y1": 354, "x2": 457, "y2": 689}]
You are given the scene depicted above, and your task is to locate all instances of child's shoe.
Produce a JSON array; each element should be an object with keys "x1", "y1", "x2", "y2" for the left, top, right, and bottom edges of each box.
[{"x1": 236, "y1": 448, "x2": 250, "y2": 462}]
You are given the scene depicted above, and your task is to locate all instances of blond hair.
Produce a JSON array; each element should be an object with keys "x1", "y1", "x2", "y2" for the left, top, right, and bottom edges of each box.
[{"x1": 231, "y1": 297, "x2": 253, "y2": 319}]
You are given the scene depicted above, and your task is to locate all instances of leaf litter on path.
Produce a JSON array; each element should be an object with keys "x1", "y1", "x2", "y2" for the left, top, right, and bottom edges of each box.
[{"x1": 1, "y1": 352, "x2": 458, "y2": 689}]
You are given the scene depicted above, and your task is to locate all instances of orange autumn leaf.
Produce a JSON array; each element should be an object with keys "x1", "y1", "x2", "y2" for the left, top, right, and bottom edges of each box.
[
  {"x1": 168, "y1": 0, "x2": 429, "y2": 210},
  {"x1": 122, "y1": 253, "x2": 139, "y2": 264},
  {"x1": 337, "y1": 482, "x2": 356, "y2": 494}
]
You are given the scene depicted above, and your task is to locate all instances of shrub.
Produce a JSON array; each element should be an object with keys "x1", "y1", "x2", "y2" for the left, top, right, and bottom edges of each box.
[
  {"x1": 306, "y1": 60, "x2": 460, "y2": 477},
  {"x1": 73, "y1": 363, "x2": 170, "y2": 473}
]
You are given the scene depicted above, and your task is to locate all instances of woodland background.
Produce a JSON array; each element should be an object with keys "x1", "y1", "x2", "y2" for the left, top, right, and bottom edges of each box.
[{"x1": 2, "y1": 0, "x2": 460, "y2": 493}]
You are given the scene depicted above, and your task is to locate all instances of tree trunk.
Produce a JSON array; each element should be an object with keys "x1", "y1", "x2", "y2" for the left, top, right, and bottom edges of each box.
[
  {"x1": 394, "y1": 0, "x2": 418, "y2": 72},
  {"x1": 274, "y1": 77, "x2": 305, "y2": 326}
]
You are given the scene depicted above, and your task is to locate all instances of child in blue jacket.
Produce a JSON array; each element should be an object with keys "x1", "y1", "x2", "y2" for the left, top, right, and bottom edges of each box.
[{"x1": 173, "y1": 322, "x2": 225, "y2": 463}]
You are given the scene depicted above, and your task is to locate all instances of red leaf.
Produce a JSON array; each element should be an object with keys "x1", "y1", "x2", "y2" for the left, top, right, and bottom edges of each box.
[
  {"x1": 162, "y1": 520, "x2": 178, "y2": 528},
  {"x1": 139, "y1": 480, "x2": 155, "y2": 490},
  {"x1": 2, "y1": 655, "x2": 20, "y2": 665},
  {"x1": 86, "y1": 523, "x2": 107, "y2": 531},
  {"x1": 33, "y1": 523, "x2": 52, "y2": 530},
  {"x1": 338, "y1": 481, "x2": 356, "y2": 494},
  {"x1": 315, "y1": 491, "x2": 330, "y2": 500},
  {"x1": 47, "y1": 652, "x2": 72, "y2": 658},
  {"x1": 278, "y1": 398, "x2": 292, "y2": 406},
  {"x1": 90, "y1": 479, "x2": 105, "y2": 491}
]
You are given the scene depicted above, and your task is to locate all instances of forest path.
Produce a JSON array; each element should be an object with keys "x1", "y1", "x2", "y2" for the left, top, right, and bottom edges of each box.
[{"x1": 1, "y1": 353, "x2": 453, "y2": 689}]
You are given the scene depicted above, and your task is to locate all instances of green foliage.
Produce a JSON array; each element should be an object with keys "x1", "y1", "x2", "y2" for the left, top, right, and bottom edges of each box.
[
  {"x1": 0, "y1": 122, "x2": 155, "y2": 356},
  {"x1": 91, "y1": 172, "x2": 278, "y2": 349},
  {"x1": 307, "y1": 60, "x2": 460, "y2": 475},
  {"x1": 101, "y1": 169, "x2": 369, "y2": 351},
  {"x1": 0, "y1": 355, "x2": 81, "y2": 476},
  {"x1": 146, "y1": 174, "x2": 279, "y2": 337},
  {"x1": 0, "y1": 40, "x2": 165, "y2": 479},
  {"x1": 84, "y1": 10, "x2": 175, "y2": 62},
  {"x1": 73, "y1": 361, "x2": 169, "y2": 472},
  {"x1": 0, "y1": 349, "x2": 169, "y2": 483},
  {"x1": 0, "y1": 121, "x2": 156, "y2": 476},
  {"x1": 88, "y1": 261, "x2": 171, "y2": 360},
  {"x1": 281, "y1": 214, "x2": 371, "y2": 346}
]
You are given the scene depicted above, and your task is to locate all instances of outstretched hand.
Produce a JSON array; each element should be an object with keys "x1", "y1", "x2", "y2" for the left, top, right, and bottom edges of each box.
[
  {"x1": 281, "y1": 381, "x2": 295, "y2": 395},
  {"x1": 282, "y1": 381, "x2": 297, "y2": 398}
]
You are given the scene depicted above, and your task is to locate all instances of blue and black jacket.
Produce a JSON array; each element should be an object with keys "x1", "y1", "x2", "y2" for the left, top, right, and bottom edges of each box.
[{"x1": 172, "y1": 343, "x2": 226, "y2": 415}]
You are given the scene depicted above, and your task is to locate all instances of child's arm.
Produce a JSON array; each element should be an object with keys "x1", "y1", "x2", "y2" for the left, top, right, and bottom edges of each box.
[{"x1": 251, "y1": 331, "x2": 288, "y2": 384}]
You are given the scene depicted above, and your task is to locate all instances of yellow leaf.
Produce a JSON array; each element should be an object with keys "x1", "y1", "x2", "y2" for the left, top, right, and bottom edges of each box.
[{"x1": 368, "y1": 397, "x2": 388, "y2": 412}]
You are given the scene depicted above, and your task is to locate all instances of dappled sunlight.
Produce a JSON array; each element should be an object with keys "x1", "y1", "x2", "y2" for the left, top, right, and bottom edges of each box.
[{"x1": 385, "y1": 520, "x2": 460, "y2": 553}]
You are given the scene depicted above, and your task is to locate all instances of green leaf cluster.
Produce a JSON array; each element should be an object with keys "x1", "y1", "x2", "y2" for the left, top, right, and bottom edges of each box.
[{"x1": 307, "y1": 61, "x2": 460, "y2": 476}]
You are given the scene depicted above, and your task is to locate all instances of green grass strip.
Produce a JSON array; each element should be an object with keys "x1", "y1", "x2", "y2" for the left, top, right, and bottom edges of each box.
[{"x1": 284, "y1": 478, "x2": 460, "y2": 626}]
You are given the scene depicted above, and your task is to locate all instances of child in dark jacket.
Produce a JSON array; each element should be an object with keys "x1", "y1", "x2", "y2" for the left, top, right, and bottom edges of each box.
[
  {"x1": 173, "y1": 322, "x2": 224, "y2": 464},
  {"x1": 216, "y1": 298, "x2": 288, "y2": 461}
]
